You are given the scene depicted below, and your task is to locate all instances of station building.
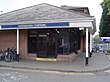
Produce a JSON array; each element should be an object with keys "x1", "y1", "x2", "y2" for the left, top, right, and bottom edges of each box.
[{"x1": 0, "y1": 3, "x2": 96, "y2": 65}]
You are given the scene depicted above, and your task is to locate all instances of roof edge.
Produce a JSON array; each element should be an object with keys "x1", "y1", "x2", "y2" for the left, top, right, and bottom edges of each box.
[{"x1": 0, "y1": 17, "x2": 95, "y2": 25}]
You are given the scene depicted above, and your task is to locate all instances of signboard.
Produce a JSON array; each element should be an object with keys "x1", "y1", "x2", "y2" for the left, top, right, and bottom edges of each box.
[
  {"x1": 1, "y1": 22, "x2": 69, "y2": 29},
  {"x1": 101, "y1": 37, "x2": 110, "y2": 43}
]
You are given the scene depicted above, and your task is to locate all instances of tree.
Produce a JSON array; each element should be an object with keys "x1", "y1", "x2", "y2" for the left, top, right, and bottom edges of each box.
[
  {"x1": 101, "y1": 0, "x2": 110, "y2": 15},
  {"x1": 99, "y1": 0, "x2": 110, "y2": 37},
  {"x1": 94, "y1": 37, "x2": 101, "y2": 43}
]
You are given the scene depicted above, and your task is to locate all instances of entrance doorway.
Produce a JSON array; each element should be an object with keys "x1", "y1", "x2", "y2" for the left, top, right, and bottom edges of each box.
[
  {"x1": 28, "y1": 29, "x2": 56, "y2": 58},
  {"x1": 37, "y1": 33, "x2": 56, "y2": 58},
  {"x1": 37, "y1": 34, "x2": 48, "y2": 58}
]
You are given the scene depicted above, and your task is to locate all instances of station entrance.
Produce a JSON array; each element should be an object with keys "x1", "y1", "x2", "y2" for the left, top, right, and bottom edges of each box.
[
  {"x1": 28, "y1": 29, "x2": 57, "y2": 58},
  {"x1": 28, "y1": 28, "x2": 81, "y2": 58}
]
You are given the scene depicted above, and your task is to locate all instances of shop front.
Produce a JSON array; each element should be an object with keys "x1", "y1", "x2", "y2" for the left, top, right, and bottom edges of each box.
[
  {"x1": 28, "y1": 28, "x2": 81, "y2": 58},
  {"x1": 0, "y1": 3, "x2": 96, "y2": 65},
  {"x1": 0, "y1": 23, "x2": 84, "y2": 61}
]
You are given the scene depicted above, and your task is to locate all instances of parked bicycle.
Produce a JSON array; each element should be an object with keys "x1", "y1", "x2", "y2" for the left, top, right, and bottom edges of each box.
[
  {"x1": 0, "y1": 48, "x2": 19, "y2": 62},
  {"x1": 0, "y1": 49, "x2": 6, "y2": 61}
]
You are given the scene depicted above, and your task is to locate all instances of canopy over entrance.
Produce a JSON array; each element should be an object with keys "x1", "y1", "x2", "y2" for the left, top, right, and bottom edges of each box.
[{"x1": 0, "y1": 3, "x2": 96, "y2": 34}]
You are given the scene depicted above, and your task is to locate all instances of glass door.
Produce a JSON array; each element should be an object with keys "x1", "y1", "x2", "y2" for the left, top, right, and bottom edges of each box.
[{"x1": 37, "y1": 35, "x2": 48, "y2": 58}]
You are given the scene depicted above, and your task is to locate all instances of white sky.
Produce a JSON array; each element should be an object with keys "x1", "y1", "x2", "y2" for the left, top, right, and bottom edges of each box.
[{"x1": 0, "y1": 0, "x2": 103, "y2": 35}]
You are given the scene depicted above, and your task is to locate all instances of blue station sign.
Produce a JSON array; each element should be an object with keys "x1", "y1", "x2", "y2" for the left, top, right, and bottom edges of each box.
[
  {"x1": 1, "y1": 22, "x2": 69, "y2": 29},
  {"x1": 101, "y1": 37, "x2": 110, "y2": 43},
  {"x1": 101, "y1": 39, "x2": 110, "y2": 43}
]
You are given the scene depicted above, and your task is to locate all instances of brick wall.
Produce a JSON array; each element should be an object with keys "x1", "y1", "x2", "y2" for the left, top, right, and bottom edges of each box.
[
  {"x1": 0, "y1": 30, "x2": 29, "y2": 59},
  {"x1": 0, "y1": 30, "x2": 16, "y2": 50},
  {"x1": 19, "y1": 30, "x2": 28, "y2": 59}
]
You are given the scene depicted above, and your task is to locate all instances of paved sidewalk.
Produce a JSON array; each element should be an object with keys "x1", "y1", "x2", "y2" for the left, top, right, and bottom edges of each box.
[{"x1": 0, "y1": 53, "x2": 110, "y2": 73}]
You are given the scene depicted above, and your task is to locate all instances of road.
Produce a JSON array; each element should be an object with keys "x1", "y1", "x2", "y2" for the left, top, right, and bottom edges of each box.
[{"x1": 0, "y1": 67, "x2": 110, "y2": 82}]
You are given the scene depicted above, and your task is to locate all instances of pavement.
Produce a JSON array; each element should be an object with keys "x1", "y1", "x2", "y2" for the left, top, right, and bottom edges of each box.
[{"x1": 0, "y1": 53, "x2": 110, "y2": 73}]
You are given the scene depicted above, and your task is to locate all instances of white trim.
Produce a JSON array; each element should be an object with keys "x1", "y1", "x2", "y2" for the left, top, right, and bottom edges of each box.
[
  {"x1": 90, "y1": 33, "x2": 93, "y2": 52},
  {"x1": 0, "y1": 25, "x2": 1, "y2": 29},
  {"x1": 101, "y1": 37, "x2": 110, "y2": 39},
  {"x1": 0, "y1": 22, "x2": 93, "y2": 29},
  {"x1": 17, "y1": 29, "x2": 19, "y2": 55},
  {"x1": 0, "y1": 20, "x2": 95, "y2": 34},
  {"x1": 86, "y1": 28, "x2": 89, "y2": 57},
  {"x1": 69, "y1": 22, "x2": 93, "y2": 28}
]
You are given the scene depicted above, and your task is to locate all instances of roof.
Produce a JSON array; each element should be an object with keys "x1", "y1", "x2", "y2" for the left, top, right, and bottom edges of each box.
[
  {"x1": 61, "y1": 5, "x2": 90, "y2": 15},
  {"x1": 0, "y1": 3, "x2": 93, "y2": 23}
]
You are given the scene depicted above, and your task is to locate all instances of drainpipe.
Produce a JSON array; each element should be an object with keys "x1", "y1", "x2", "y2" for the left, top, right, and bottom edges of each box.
[{"x1": 85, "y1": 28, "x2": 89, "y2": 66}]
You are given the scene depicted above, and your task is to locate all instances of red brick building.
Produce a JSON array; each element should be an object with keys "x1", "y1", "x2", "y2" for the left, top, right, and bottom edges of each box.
[{"x1": 0, "y1": 3, "x2": 96, "y2": 65}]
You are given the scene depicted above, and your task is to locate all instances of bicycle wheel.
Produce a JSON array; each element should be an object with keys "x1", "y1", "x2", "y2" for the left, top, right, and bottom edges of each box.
[{"x1": 5, "y1": 52, "x2": 13, "y2": 62}]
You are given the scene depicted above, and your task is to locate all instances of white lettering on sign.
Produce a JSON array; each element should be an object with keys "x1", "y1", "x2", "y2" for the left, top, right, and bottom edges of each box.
[{"x1": 18, "y1": 24, "x2": 46, "y2": 28}]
